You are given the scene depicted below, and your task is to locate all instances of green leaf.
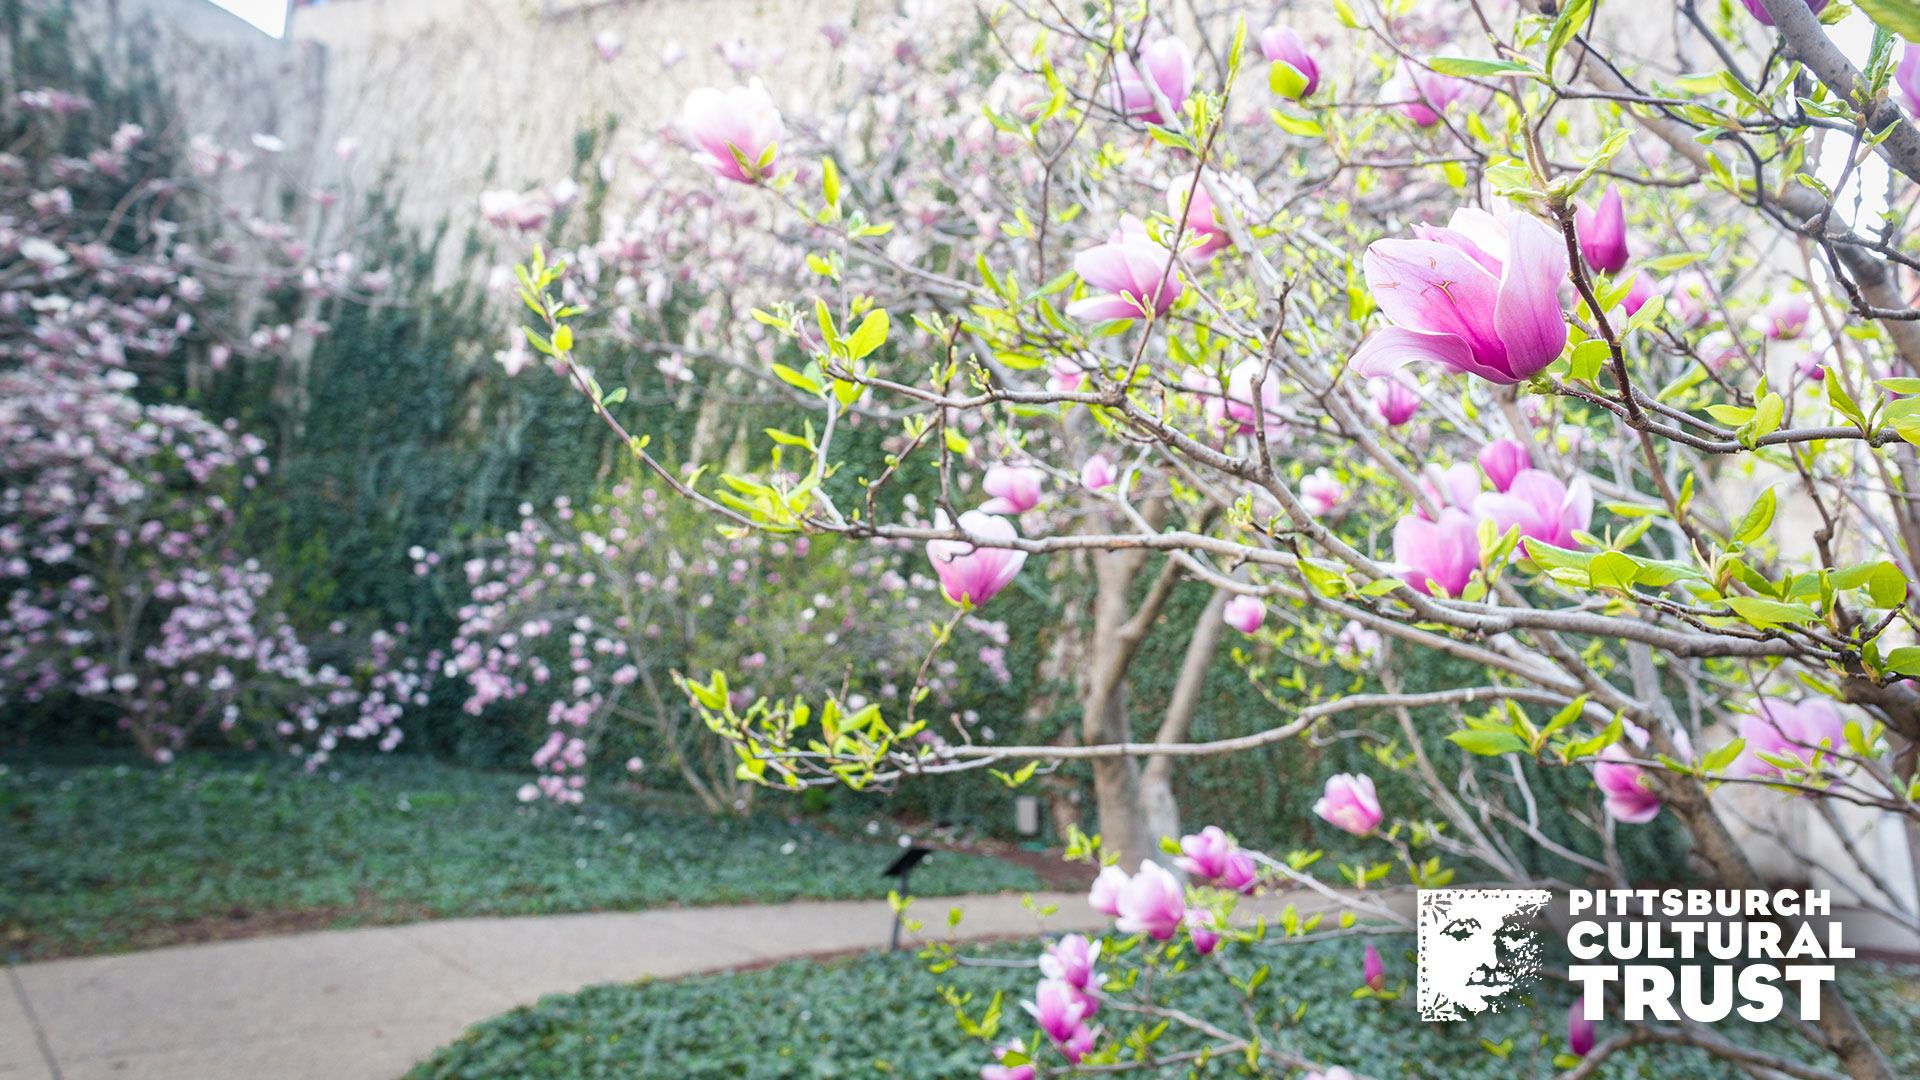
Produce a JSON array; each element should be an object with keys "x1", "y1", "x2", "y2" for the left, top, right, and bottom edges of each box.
[
  {"x1": 1589, "y1": 551, "x2": 1640, "y2": 591},
  {"x1": 1268, "y1": 109, "x2": 1324, "y2": 137},
  {"x1": 821, "y1": 155, "x2": 841, "y2": 209},
  {"x1": 1885, "y1": 397, "x2": 1920, "y2": 445},
  {"x1": 1886, "y1": 646, "x2": 1920, "y2": 677},
  {"x1": 1733, "y1": 488, "x2": 1776, "y2": 545},
  {"x1": 846, "y1": 309, "x2": 890, "y2": 360},
  {"x1": 1726, "y1": 596, "x2": 1819, "y2": 628},
  {"x1": 1446, "y1": 730, "x2": 1530, "y2": 757},
  {"x1": 1426, "y1": 57, "x2": 1535, "y2": 78},
  {"x1": 1857, "y1": 0, "x2": 1920, "y2": 40},
  {"x1": 1268, "y1": 61, "x2": 1310, "y2": 99},
  {"x1": 770, "y1": 363, "x2": 824, "y2": 395}
]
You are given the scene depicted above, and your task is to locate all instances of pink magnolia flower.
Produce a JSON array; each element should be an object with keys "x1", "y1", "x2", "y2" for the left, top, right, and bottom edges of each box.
[
  {"x1": 1351, "y1": 208, "x2": 1569, "y2": 385},
  {"x1": 1259, "y1": 26, "x2": 1319, "y2": 98},
  {"x1": 1167, "y1": 179, "x2": 1231, "y2": 258},
  {"x1": 1474, "y1": 469, "x2": 1593, "y2": 551},
  {"x1": 1080, "y1": 454, "x2": 1117, "y2": 492},
  {"x1": 1049, "y1": 358, "x2": 1087, "y2": 393},
  {"x1": 1222, "y1": 595, "x2": 1266, "y2": 635},
  {"x1": 1335, "y1": 620, "x2": 1383, "y2": 665},
  {"x1": 926, "y1": 511, "x2": 1027, "y2": 608},
  {"x1": 1568, "y1": 1000, "x2": 1596, "y2": 1057},
  {"x1": 1392, "y1": 507, "x2": 1479, "y2": 597},
  {"x1": 1478, "y1": 439, "x2": 1531, "y2": 493},
  {"x1": 1898, "y1": 45, "x2": 1920, "y2": 114},
  {"x1": 1622, "y1": 270, "x2": 1658, "y2": 316},
  {"x1": 1314, "y1": 773, "x2": 1383, "y2": 836},
  {"x1": 1089, "y1": 864, "x2": 1129, "y2": 916},
  {"x1": 1363, "y1": 943, "x2": 1386, "y2": 991},
  {"x1": 1301, "y1": 468, "x2": 1347, "y2": 517},
  {"x1": 1418, "y1": 460, "x2": 1487, "y2": 514},
  {"x1": 1039, "y1": 934, "x2": 1101, "y2": 990},
  {"x1": 1112, "y1": 39, "x2": 1194, "y2": 124},
  {"x1": 1023, "y1": 978, "x2": 1091, "y2": 1043},
  {"x1": 980, "y1": 1065, "x2": 1034, "y2": 1080},
  {"x1": 1739, "y1": 0, "x2": 1828, "y2": 24},
  {"x1": 1068, "y1": 229, "x2": 1183, "y2": 322},
  {"x1": 1115, "y1": 861, "x2": 1185, "y2": 940},
  {"x1": 593, "y1": 31, "x2": 624, "y2": 62},
  {"x1": 1185, "y1": 908, "x2": 1222, "y2": 955},
  {"x1": 1737, "y1": 698, "x2": 1848, "y2": 778},
  {"x1": 1056, "y1": 1024, "x2": 1095, "y2": 1063},
  {"x1": 1575, "y1": 185, "x2": 1628, "y2": 274},
  {"x1": 681, "y1": 80, "x2": 784, "y2": 185},
  {"x1": 1593, "y1": 746, "x2": 1662, "y2": 824},
  {"x1": 1386, "y1": 65, "x2": 1478, "y2": 127},
  {"x1": 1215, "y1": 359, "x2": 1285, "y2": 437},
  {"x1": 981, "y1": 464, "x2": 1045, "y2": 514},
  {"x1": 1175, "y1": 826, "x2": 1234, "y2": 880},
  {"x1": 1369, "y1": 376, "x2": 1421, "y2": 426},
  {"x1": 1217, "y1": 848, "x2": 1259, "y2": 894},
  {"x1": 1762, "y1": 294, "x2": 1811, "y2": 340}
]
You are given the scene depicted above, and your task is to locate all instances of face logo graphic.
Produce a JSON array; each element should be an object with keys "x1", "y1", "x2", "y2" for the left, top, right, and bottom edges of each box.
[{"x1": 1416, "y1": 889, "x2": 1551, "y2": 1021}]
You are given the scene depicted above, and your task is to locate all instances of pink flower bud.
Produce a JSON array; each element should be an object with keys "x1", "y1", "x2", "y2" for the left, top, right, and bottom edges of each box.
[
  {"x1": 1574, "y1": 185, "x2": 1628, "y2": 274},
  {"x1": 1258, "y1": 27, "x2": 1319, "y2": 99},
  {"x1": 1593, "y1": 746, "x2": 1661, "y2": 824},
  {"x1": 1313, "y1": 773, "x2": 1383, "y2": 836},
  {"x1": 1088, "y1": 864, "x2": 1128, "y2": 916},
  {"x1": 1222, "y1": 595, "x2": 1266, "y2": 635},
  {"x1": 1080, "y1": 454, "x2": 1117, "y2": 492},
  {"x1": 1477, "y1": 439, "x2": 1531, "y2": 493},
  {"x1": 1363, "y1": 943, "x2": 1386, "y2": 991},
  {"x1": 1185, "y1": 908, "x2": 1221, "y2": 955},
  {"x1": 981, "y1": 464, "x2": 1045, "y2": 514},
  {"x1": 1369, "y1": 376, "x2": 1421, "y2": 426},
  {"x1": 1568, "y1": 999, "x2": 1597, "y2": 1057}
]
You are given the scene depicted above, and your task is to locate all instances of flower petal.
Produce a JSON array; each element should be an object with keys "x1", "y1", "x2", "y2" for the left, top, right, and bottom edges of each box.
[
  {"x1": 1350, "y1": 325, "x2": 1476, "y2": 378},
  {"x1": 1492, "y1": 215, "x2": 1570, "y2": 380}
]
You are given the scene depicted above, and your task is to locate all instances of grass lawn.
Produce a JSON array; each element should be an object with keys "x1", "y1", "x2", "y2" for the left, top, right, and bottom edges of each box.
[
  {"x1": 0, "y1": 753, "x2": 1044, "y2": 960},
  {"x1": 407, "y1": 938, "x2": 1920, "y2": 1080}
]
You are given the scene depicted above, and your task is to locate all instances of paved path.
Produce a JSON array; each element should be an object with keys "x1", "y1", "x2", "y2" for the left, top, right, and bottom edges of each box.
[
  {"x1": 2, "y1": 892, "x2": 1109, "y2": 1080},
  {"x1": 3, "y1": 888, "x2": 1415, "y2": 1080}
]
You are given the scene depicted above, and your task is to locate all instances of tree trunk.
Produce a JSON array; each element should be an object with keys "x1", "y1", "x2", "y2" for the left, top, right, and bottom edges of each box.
[
  {"x1": 1084, "y1": 548, "x2": 1152, "y2": 870},
  {"x1": 1140, "y1": 589, "x2": 1228, "y2": 847}
]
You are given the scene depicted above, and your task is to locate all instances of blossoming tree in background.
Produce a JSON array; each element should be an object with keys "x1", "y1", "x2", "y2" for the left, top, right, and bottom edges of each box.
[
  {"x1": 1, "y1": 57, "x2": 427, "y2": 764},
  {"x1": 511, "y1": 0, "x2": 1920, "y2": 1075},
  {"x1": 446, "y1": 481, "x2": 1007, "y2": 810}
]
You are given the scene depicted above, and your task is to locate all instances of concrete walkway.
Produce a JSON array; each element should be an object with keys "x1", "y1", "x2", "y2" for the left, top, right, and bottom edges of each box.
[{"x1": 2, "y1": 892, "x2": 1108, "y2": 1080}]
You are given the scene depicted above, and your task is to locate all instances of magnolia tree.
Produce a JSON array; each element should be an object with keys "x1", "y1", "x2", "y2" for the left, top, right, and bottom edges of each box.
[
  {"x1": 1, "y1": 75, "x2": 427, "y2": 763},
  {"x1": 508, "y1": 0, "x2": 1920, "y2": 1076},
  {"x1": 444, "y1": 481, "x2": 1008, "y2": 810}
]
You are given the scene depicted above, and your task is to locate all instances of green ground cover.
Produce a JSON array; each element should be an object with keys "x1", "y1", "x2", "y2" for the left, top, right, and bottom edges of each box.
[
  {"x1": 408, "y1": 938, "x2": 1920, "y2": 1080},
  {"x1": 0, "y1": 753, "x2": 1043, "y2": 960}
]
